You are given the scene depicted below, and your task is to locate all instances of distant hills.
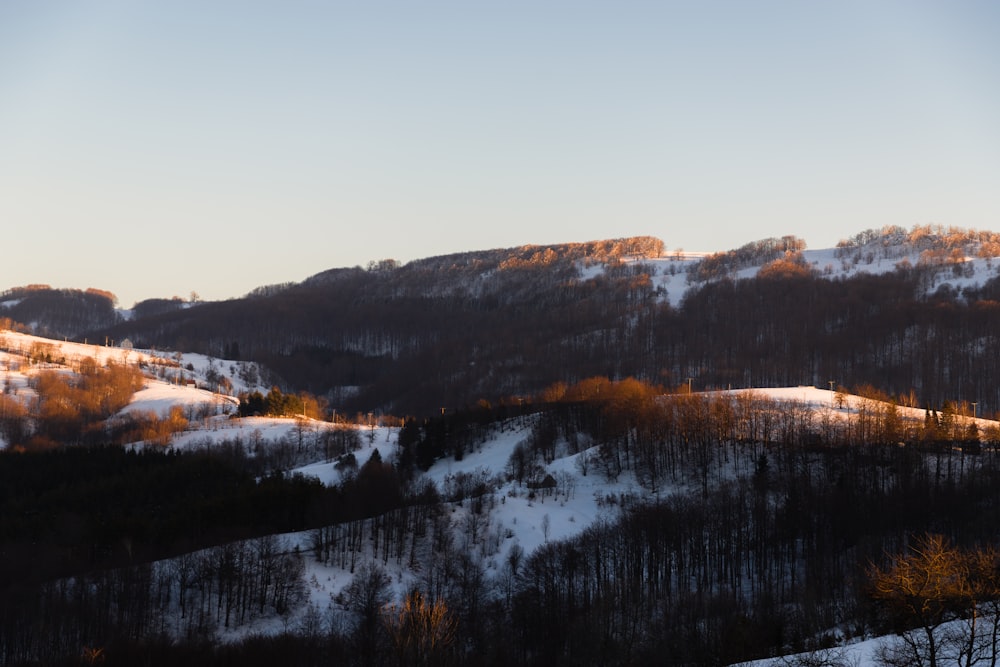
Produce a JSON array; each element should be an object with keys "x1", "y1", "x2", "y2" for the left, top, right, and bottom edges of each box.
[{"x1": 4, "y1": 224, "x2": 1000, "y2": 416}]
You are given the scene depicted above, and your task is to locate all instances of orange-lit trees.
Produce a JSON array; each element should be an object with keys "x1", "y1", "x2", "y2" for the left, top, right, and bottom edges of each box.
[
  {"x1": 869, "y1": 534, "x2": 1000, "y2": 667},
  {"x1": 28, "y1": 361, "x2": 144, "y2": 446},
  {"x1": 382, "y1": 591, "x2": 457, "y2": 667}
]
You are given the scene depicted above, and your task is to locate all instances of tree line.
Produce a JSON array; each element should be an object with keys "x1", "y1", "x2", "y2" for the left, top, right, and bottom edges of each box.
[{"x1": 0, "y1": 286, "x2": 120, "y2": 337}]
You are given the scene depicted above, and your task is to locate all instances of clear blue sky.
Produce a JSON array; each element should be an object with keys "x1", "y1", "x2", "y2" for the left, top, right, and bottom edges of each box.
[{"x1": 2, "y1": 1, "x2": 999, "y2": 307}]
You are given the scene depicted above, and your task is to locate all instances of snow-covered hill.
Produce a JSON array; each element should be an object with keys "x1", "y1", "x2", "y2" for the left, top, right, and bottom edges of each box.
[
  {"x1": 633, "y1": 226, "x2": 1000, "y2": 306},
  {"x1": 4, "y1": 327, "x2": 1000, "y2": 664},
  {"x1": 0, "y1": 329, "x2": 259, "y2": 441}
]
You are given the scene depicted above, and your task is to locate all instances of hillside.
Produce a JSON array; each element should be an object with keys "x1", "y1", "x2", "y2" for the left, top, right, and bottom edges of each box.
[
  {"x1": 2, "y1": 224, "x2": 988, "y2": 419},
  {"x1": 4, "y1": 330, "x2": 1000, "y2": 664},
  {"x1": 6, "y1": 226, "x2": 1000, "y2": 664}
]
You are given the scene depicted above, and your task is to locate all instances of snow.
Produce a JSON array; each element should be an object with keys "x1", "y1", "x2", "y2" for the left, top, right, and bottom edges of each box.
[
  {"x1": 421, "y1": 429, "x2": 628, "y2": 554},
  {"x1": 715, "y1": 385, "x2": 993, "y2": 431},
  {"x1": 123, "y1": 381, "x2": 237, "y2": 416},
  {"x1": 0, "y1": 329, "x2": 266, "y2": 449},
  {"x1": 241, "y1": 424, "x2": 637, "y2": 639},
  {"x1": 738, "y1": 637, "x2": 882, "y2": 667},
  {"x1": 0, "y1": 250, "x2": 995, "y2": 656},
  {"x1": 0, "y1": 330, "x2": 144, "y2": 366},
  {"x1": 735, "y1": 618, "x2": 996, "y2": 667},
  {"x1": 594, "y1": 243, "x2": 1000, "y2": 308}
]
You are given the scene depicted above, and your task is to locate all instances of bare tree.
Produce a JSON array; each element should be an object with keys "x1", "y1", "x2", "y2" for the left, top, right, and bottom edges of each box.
[
  {"x1": 870, "y1": 534, "x2": 1000, "y2": 667},
  {"x1": 345, "y1": 562, "x2": 392, "y2": 665},
  {"x1": 383, "y1": 591, "x2": 458, "y2": 666}
]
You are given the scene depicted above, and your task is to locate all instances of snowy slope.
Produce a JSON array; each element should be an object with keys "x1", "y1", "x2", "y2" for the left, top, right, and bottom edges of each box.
[
  {"x1": 615, "y1": 235, "x2": 1000, "y2": 307},
  {"x1": 5, "y1": 326, "x2": 1000, "y2": 660},
  {"x1": 0, "y1": 329, "x2": 265, "y2": 449}
]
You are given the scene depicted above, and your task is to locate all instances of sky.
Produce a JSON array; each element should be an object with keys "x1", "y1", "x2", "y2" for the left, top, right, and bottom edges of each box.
[{"x1": 2, "y1": 1, "x2": 999, "y2": 307}]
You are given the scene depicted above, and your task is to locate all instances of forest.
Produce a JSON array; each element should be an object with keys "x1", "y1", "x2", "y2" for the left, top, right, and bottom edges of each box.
[
  {"x1": 66, "y1": 226, "x2": 1000, "y2": 418},
  {"x1": 3, "y1": 379, "x2": 1000, "y2": 666}
]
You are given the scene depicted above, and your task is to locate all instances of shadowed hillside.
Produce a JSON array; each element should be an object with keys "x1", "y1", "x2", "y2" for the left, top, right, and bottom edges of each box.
[{"x1": 8, "y1": 227, "x2": 1000, "y2": 417}]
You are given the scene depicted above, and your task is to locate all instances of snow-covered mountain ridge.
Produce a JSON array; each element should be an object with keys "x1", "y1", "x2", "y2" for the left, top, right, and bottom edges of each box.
[
  {"x1": 4, "y1": 224, "x2": 998, "y2": 320},
  {"x1": 297, "y1": 225, "x2": 1000, "y2": 308}
]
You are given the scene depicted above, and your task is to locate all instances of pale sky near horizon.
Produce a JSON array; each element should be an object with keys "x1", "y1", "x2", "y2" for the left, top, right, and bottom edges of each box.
[{"x1": 2, "y1": 1, "x2": 999, "y2": 307}]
